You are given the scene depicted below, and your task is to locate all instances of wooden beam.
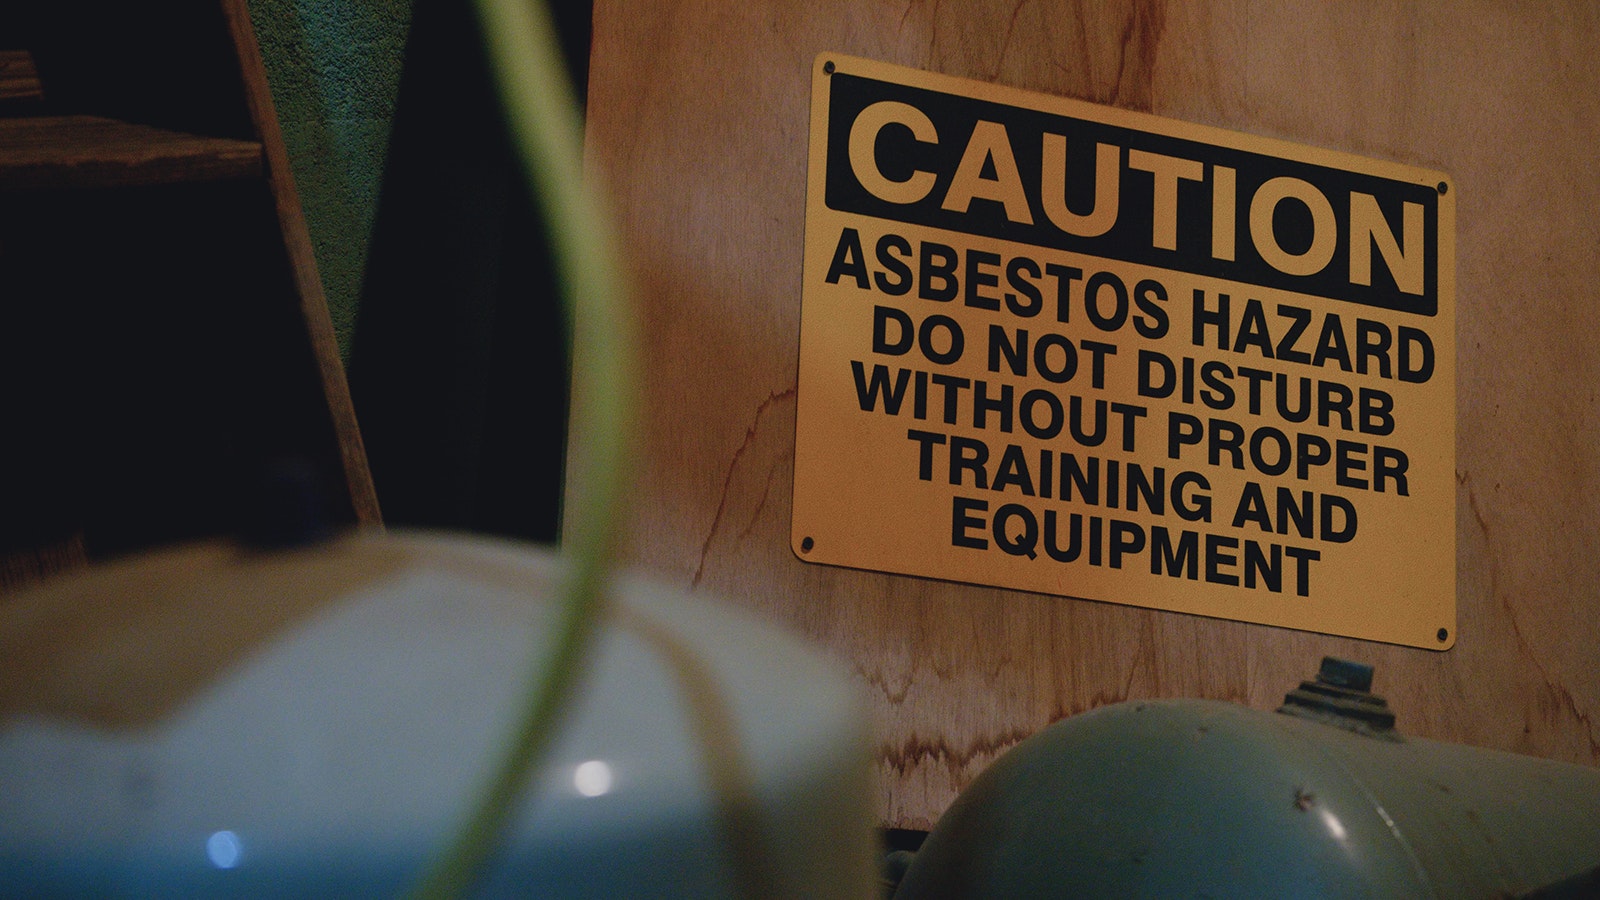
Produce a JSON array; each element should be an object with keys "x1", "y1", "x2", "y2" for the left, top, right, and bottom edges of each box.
[{"x1": 0, "y1": 115, "x2": 262, "y2": 189}]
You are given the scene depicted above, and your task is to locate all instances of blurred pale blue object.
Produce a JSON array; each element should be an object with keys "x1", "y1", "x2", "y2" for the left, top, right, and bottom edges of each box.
[{"x1": 0, "y1": 532, "x2": 877, "y2": 897}]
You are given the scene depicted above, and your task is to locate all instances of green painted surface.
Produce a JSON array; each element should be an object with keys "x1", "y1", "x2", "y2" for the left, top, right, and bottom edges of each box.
[
  {"x1": 249, "y1": 0, "x2": 413, "y2": 360},
  {"x1": 894, "y1": 699, "x2": 1600, "y2": 898}
]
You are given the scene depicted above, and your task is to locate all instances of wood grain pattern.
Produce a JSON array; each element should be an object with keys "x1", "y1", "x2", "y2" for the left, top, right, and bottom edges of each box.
[
  {"x1": 0, "y1": 115, "x2": 263, "y2": 189},
  {"x1": 581, "y1": 0, "x2": 1600, "y2": 828},
  {"x1": 0, "y1": 49, "x2": 44, "y2": 103},
  {"x1": 0, "y1": 533, "x2": 86, "y2": 592}
]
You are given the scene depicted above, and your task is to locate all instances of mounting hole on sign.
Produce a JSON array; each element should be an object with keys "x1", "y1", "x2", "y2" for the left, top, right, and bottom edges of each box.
[{"x1": 801, "y1": 536, "x2": 815, "y2": 553}]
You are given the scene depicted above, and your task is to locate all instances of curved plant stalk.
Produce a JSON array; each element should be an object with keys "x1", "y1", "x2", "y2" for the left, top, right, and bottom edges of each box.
[{"x1": 406, "y1": 0, "x2": 636, "y2": 895}]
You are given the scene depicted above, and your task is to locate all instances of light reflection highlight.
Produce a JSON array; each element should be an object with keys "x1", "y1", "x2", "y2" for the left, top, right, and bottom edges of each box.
[
  {"x1": 206, "y1": 830, "x2": 243, "y2": 869},
  {"x1": 1318, "y1": 807, "x2": 1348, "y2": 842},
  {"x1": 573, "y1": 760, "x2": 614, "y2": 798}
]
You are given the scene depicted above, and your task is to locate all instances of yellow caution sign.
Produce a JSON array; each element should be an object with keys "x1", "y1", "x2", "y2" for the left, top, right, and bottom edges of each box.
[{"x1": 792, "y1": 54, "x2": 1455, "y2": 650}]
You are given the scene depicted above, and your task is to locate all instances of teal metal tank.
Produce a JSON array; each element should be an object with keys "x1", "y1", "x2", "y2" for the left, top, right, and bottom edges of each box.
[{"x1": 892, "y1": 659, "x2": 1600, "y2": 898}]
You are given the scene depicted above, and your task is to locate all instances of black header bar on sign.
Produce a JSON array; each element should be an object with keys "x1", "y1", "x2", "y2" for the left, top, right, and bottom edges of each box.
[{"x1": 825, "y1": 71, "x2": 1440, "y2": 316}]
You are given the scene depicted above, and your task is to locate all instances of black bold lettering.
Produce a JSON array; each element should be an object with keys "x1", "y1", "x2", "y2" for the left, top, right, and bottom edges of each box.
[
  {"x1": 973, "y1": 380, "x2": 1013, "y2": 432},
  {"x1": 872, "y1": 305, "x2": 914, "y2": 356},
  {"x1": 1355, "y1": 319, "x2": 1392, "y2": 377},
  {"x1": 1034, "y1": 333, "x2": 1078, "y2": 384},
  {"x1": 1232, "y1": 481, "x2": 1273, "y2": 531},
  {"x1": 873, "y1": 233, "x2": 914, "y2": 295},
  {"x1": 1209, "y1": 418, "x2": 1245, "y2": 469},
  {"x1": 1398, "y1": 327, "x2": 1434, "y2": 384},
  {"x1": 1243, "y1": 541, "x2": 1281, "y2": 593},
  {"x1": 1151, "y1": 526, "x2": 1199, "y2": 579},
  {"x1": 1005, "y1": 256, "x2": 1044, "y2": 316},
  {"x1": 1020, "y1": 390, "x2": 1064, "y2": 440},
  {"x1": 1276, "y1": 487, "x2": 1314, "y2": 538},
  {"x1": 1193, "y1": 289, "x2": 1230, "y2": 348},
  {"x1": 1043, "y1": 510, "x2": 1082, "y2": 562},
  {"x1": 1360, "y1": 388, "x2": 1395, "y2": 436},
  {"x1": 1335, "y1": 440, "x2": 1368, "y2": 490},
  {"x1": 920, "y1": 241, "x2": 959, "y2": 301},
  {"x1": 1321, "y1": 494, "x2": 1358, "y2": 543},
  {"x1": 1139, "y1": 349, "x2": 1175, "y2": 399},
  {"x1": 1249, "y1": 426, "x2": 1292, "y2": 476},
  {"x1": 989, "y1": 325, "x2": 1027, "y2": 376},
  {"x1": 1286, "y1": 546, "x2": 1320, "y2": 597},
  {"x1": 1172, "y1": 471, "x2": 1212, "y2": 522},
  {"x1": 1168, "y1": 412, "x2": 1203, "y2": 460},
  {"x1": 994, "y1": 504, "x2": 1039, "y2": 558},
  {"x1": 1046, "y1": 263, "x2": 1083, "y2": 323},
  {"x1": 1206, "y1": 534, "x2": 1240, "y2": 586},
  {"x1": 1080, "y1": 340, "x2": 1117, "y2": 389},
  {"x1": 953, "y1": 496, "x2": 988, "y2": 549},
  {"x1": 1312, "y1": 314, "x2": 1352, "y2": 371},
  {"x1": 918, "y1": 314, "x2": 964, "y2": 364},
  {"x1": 1109, "y1": 520, "x2": 1145, "y2": 569},
  {"x1": 951, "y1": 435, "x2": 990, "y2": 488},
  {"x1": 1276, "y1": 373, "x2": 1311, "y2": 423},
  {"x1": 1373, "y1": 447, "x2": 1409, "y2": 495},
  {"x1": 965, "y1": 249, "x2": 1002, "y2": 310},
  {"x1": 993, "y1": 444, "x2": 1036, "y2": 495},
  {"x1": 826, "y1": 227, "x2": 868, "y2": 288},
  {"x1": 1133, "y1": 278, "x2": 1170, "y2": 338},
  {"x1": 906, "y1": 428, "x2": 945, "y2": 479},
  {"x1": 1318, "y1": 381, "x2": 1353, "y2": 430},
  {"x1": 1233, "y1": 298, "x2": 1275, "y2": 357},
  {"x1": 1275, "y1": 304, "x2": 1313, "y2": 364},
  {"x1": 1200, "y1": 361, "x2": 1235, "y2": 410},
  {"x1": 1084, "y1": 271, "x2": 1129, "y2": 331},
  {"x1": 852, "y1": 360, "x2": 911, "y2": 413}
]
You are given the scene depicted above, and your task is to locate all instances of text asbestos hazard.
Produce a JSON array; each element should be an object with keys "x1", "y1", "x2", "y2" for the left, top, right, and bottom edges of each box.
[{"x1": 791, "y1": 54, "x2": 1455, "y2": 649}]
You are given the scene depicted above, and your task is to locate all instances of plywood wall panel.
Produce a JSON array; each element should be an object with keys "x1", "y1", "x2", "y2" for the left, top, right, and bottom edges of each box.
[{"x1": 581, "y1": 0, "x2": 1600, "y2": 828}]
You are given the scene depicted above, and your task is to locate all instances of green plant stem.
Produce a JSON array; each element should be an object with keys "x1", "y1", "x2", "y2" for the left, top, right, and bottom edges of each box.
[{"x1": 406, "y1": 0, "x2": 636, "y2": 895}]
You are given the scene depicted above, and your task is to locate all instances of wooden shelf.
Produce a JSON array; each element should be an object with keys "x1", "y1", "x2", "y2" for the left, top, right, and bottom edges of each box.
[
  {"x1": 0, "y1": 0, "x2": 379, "y2": 589},
  {"x1": 0, "y1": 49, "x2": 43, "y2": 103},
  {"x1": 0, "y1": 114, "x2": 262, "y2": 189}
]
